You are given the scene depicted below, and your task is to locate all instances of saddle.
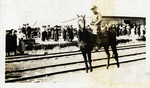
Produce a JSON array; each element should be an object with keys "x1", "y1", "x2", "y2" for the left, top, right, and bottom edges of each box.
[{"x1": 95, "y1": 31, "x2": 109, "y2": 45}]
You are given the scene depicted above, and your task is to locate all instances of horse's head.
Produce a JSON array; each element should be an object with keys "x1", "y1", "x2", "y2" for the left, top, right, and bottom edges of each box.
[{"x1": 77, "y1": 14, "x2": 86, "y2": 29}]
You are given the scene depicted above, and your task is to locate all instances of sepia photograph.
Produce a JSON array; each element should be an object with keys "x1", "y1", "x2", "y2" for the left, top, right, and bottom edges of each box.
[{"x1": 1, "y1": 0, "x2": 150, "y2": 87}]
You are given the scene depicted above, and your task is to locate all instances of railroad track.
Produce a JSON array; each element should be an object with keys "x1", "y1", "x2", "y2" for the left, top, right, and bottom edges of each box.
[
  {"x1": 6, "y1": 43, "x2": 145, "y2": 59},
  {"x1": 5, "y1": 43, "x2": 146, "y2": 83},
  {"x1": 5, "y1": 43, "x2": 145, "y2": 63}
]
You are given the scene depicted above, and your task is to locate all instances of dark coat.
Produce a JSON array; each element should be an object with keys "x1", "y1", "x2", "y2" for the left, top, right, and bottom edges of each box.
[
  {"x1": 68, "y1": 28, "x2": 74, "y2": 40},
  {"x1": 22, "y1": 27, "x2": 26, "y2": 34},
  {"x1": 42, "y1": 31, "x2": 47, "y2": 41},
  {"x1": 62, "y1": 29, "x2": 66, "y2": 40},
  {"x1": 115, "y1": 26, "x2": 120, "y2": 37},
  {"x1": 27, "y1": 26, "x2": 32, "y2": 38},
  {"x1": 10, "y1": 34, "x2": 17, "y2": 51},
  {"x1": 137, "y1": 26, "x2": 141, "y2": 36},
  {"x1": 6, "y1": 34, "x2": 11, "y2": 52},
  {"x1": 47, "y1": 28, "x2": 52, "y2": 39},
  {"x1": 54, "y1": 29, "x2": 59, "y2": 41}
]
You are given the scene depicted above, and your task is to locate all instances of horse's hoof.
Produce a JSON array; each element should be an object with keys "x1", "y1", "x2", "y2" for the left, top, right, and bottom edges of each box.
[
  {"x1": 117, "y1": 64, "x2": 120, "y2": 68},
  {"x1": 85, "y1": 68, "x2": 88, "y2": 73},
  {"x1": 106, "y1": 65, "x2": 109, "y2": 69},
  {"x1": 106, "y1": 67, "x2": 109, "y2": 69},
  {"x1": 90, "y1": 68, "x2": 93, "y2": 72},
  {"x1": 86, "y1": 69, "x2": 88, "y2": 73}
]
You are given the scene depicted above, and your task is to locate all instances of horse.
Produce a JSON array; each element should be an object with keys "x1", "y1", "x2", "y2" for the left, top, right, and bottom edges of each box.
[
  {"x1": 77, "y1": 15, "x2": 93, "y2": 73},
  {"x1": 77, "y1": 15, "x2": 120, "y2": 70}
]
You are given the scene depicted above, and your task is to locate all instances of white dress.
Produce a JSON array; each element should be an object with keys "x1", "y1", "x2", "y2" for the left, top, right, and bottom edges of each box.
[{"x1": 131, "y1": 28, "x2": 134, "y2": 37}]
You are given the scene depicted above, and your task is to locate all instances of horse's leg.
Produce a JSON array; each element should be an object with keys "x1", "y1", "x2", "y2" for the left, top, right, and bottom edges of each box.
[
  {"x1": 87, "y1": 51, "x2": 92, "y2": 72},
  {"x1": 111, "y1": 44, "x2": 120, "y2": 68},
  {"x1": 81, "y1": 50, "x2": 89, "y2": 73},
  {"x1": 104, "y1": 45, "x2": 110, "y2": 69},
  {"x1": 92, "y1": 34, "x2": 98, "y2": 51}
]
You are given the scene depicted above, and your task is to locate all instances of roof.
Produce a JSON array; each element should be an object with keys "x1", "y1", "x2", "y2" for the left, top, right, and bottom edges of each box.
[{"x1": 102, "y1": 16, "x2": 146, "y2": 19}]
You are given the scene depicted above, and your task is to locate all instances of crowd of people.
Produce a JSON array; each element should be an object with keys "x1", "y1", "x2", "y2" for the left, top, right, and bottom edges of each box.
[
  {"x1": 20, "y1": 23, "x2": 33, "y2": 39},
  {"x1": 41, "y1": 25, "x2": 75, "y2": 42},
  {"x1": 110, "y1": 23, "x2": 146, "y2": 37},
  {"x1": 6, "y1": 29, "x2": 17, "y2": 56},
  {"x1": 5, "y1": 21, "x2": 146, "y2": 56},
  {"x1": 6, "y1": 23, "x2": 29, "y2": 56},
  {"x1": 5, "y1": 24, "x2": 77, "y2": 56},
  {"x1": 62, "y1": 25, "x2": 75, "y2": 41}
]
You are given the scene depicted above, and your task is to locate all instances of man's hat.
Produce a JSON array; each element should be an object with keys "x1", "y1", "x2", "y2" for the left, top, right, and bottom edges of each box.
[{"x1": 90, "y1": 5, "x2": 97, "y2": 10}]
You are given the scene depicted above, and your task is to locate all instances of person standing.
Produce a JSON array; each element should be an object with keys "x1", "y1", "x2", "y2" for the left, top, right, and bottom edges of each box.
[
  {"x1": 69, "y1": 25, "x2": 74, "y2": 41},
  {"x1": 143, "y1": 25, "x2": 146, "y2": 36},
  {"x1": 10, "y1": 29, "x2": 17, "y2": 55},
  {"x1": 54, "y1": 26, "x2": 59, "y2": 41},
  {"x1": 51, "y1": 27, "x2": 54, "y2": 39},
  {"x1": 131, "y1": 25, "x2": 136, "y2": 37},
  {"x1": 62, "y1": 26, "x2": 67, "y2": 41},
  {"x1": 47, "y1": 25, "x2": 51, "y2": 40},
  {"x1": 66, "y1": 26, "x2": 70, "y2": 41},
  {"x1": 6, "y1": 30, "x2": 11, "y2": 56},
  {"x1": 126, "y1": 24, "x2": 131, "y2": 36},
  {"x1": 17, "y1": 28, "x2": 26, "y2": 54},
  {"x1": 134, "y1": 24, "x2": 137, "y2": 35},
  {"x1": 140, "y1": 24, "x2": 145, "y2": 36},
  {"x1": 137, "y1": 23, "x2": 141, "y2": 37},
  {"x1": 123, "y1": 23, "x2": 127, "y2": 35},
  {"x1": 115, "y1": 23, "x2": 120, "y2": 37},
  {"x1": 21, "y1": 24, "x2": 27, "y2": 38},
  {"x1": 41, "y1": 26, "x2": 47, "y2": 41},
  {"x1": 26, "y1": 23, "x2": 32, "y2": 39},
  {"x1": 119, "y1": 25, "x2": 123, "y2": 36}
]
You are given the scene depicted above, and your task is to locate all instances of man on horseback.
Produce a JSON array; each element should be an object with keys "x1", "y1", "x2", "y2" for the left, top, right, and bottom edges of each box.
[
  {"x1": 90, "y1": 5, "x2": 120, "y2": 69},
  {"x1": 90, "y1": 5, "x2": 102, "y2": 51},
  {"x1": 77, "y1": 5, "x2": 119, "y2": 72}
]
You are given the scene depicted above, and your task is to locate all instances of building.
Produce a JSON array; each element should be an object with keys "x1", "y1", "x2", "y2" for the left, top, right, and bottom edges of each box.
[{"x1": 101, "y1": 16, "x2": 146, "y2": 25}]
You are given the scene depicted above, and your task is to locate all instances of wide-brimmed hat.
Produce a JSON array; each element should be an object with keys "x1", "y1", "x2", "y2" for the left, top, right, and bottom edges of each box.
[{"x1": 90, "y1": 5, "x2": 97, "y2": 10}]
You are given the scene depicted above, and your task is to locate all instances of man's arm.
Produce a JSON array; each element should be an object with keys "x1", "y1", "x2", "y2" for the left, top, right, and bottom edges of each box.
[{"x1": 94, "y1": 13, "x2": 102, "y2": 25}]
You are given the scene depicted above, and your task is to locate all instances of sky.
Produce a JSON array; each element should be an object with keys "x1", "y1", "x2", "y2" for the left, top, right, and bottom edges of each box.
[
  {"x1": 0, "y1": 0, "x2": 148, "y2": 30},
  {"x1": 1, "y1": 0, "x2": 91, "y2": 29}
]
